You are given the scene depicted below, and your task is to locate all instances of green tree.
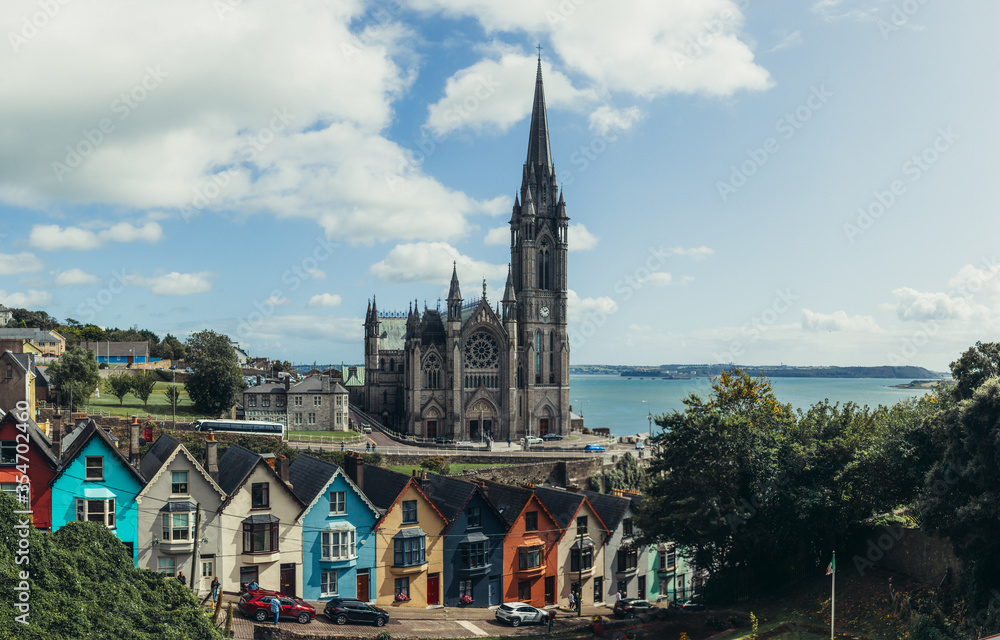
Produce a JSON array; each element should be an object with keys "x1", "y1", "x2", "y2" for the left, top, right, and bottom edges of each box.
[
  {"x1": 949, "y1": 341, "x2": 1000, "y2": 401},
  {"x1": 48, "y1": 347, "x2": 100, "y2": 410},
  {"x1": 104, "y1": 371, "x2": 134, "y2": 406},
  {"x1": 131, "y1": 371, "x2": 157, "y2": 409},
  {"x1": 184, "y1": 330, "x2": 244, "y2": 416},
  {"x1": 586, "y1": 452, "x2": 649, "y2": 494},
  {"x1": 163, "y1": 385, "x2": 181, "y2": 411}
]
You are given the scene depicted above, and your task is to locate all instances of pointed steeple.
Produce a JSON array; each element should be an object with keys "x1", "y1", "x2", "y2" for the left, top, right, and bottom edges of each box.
[
  {"x1": 526, "y1": 55, "x2": 553, "y2": 174},
  {"x1": 447, "y1": 262, "x2": 462, "y2": 301},
  {"x1": 502, "y1": 265, "x2": 517, "y2": 304}
]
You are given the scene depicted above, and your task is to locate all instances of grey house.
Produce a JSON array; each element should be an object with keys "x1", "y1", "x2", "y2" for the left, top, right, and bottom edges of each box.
[
  {"x1": 136, "y1": 434, "x2": 227, "y2": 597},
  {"x1": 582, "y1": 489, "x2": 646, "y2": 602}
]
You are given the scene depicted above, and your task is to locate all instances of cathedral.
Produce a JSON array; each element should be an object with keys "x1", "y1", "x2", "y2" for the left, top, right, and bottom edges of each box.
[{"x1": 360, "y1": 58, "x2": 570, "y2": 442}]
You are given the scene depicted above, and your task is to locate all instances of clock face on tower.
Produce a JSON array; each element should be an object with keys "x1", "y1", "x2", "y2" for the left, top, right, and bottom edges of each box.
[{"x1": 539, "y1": 306, "x2": 550, "y2": 319}]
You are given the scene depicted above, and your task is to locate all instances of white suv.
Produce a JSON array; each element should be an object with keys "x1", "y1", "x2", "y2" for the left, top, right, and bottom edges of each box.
[
  {"x1": 522, "y1": 436, "x2": 544, "y2": 445},
  {"x1": 495, "y1": 602, "x2": 547, "y2": 627}
]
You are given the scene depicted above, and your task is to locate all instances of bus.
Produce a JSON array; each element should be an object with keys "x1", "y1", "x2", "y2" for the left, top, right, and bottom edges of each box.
[{"x1": 193, "y1": 419, "x2": 286, "y2": 439}]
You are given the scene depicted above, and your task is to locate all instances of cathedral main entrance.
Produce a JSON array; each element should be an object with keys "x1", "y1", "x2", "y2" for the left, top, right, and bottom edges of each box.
[{"x1": 467, "y1": 399, "x2": 496, "y2": 443}]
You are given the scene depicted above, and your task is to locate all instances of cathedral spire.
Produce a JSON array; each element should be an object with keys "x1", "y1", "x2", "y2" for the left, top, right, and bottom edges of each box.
[
  {"x1": 447, "y1": 262, "x2": 462, "y2": 301},
  {"x1": 525, "y1": 55, "x2": 553, "y2": 175}
]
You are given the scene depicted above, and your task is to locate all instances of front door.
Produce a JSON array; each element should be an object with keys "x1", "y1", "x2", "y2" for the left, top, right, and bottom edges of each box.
[
  {"x1": 356, "y1": 570, "x2": 370, "y2": 601},
  {"x1": 280, "y1": 563, "x2": 296, "y2": 597},
  {"x1": 637, "y1": 576, "x2": 646, "y2": 600},
  {"x1": 426, "y1": 421, "x2": 437, "y2": 439},
  {"x1": 427, "y1": 574, "x2": 440, "y2": 606},
  {"x1": 489, "y1": 576, "x2": 500, "y2": 606},
  {"x1": 593, "y1": 576, "x2": 603, "y2": 603},
  {"x1": 539, "y1": 418, "x2": 549, "y2": 436},
  {"x1": 544, "y1": 576, "x2": 555, "y2": 605}
]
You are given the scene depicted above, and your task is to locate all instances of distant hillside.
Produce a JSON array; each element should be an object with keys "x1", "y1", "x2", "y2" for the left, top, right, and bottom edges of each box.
[{"x1": 570, "y1": 364, "x2": 943, "y2": 379}]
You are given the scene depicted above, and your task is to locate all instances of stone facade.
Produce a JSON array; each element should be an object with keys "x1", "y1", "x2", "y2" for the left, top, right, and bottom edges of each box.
[
  {"x1": 361, "y1": 59, "x2": 570, "y2": 442},
  {"x1": 243, "y1": 375, "x2": 350, "y2": 431}
]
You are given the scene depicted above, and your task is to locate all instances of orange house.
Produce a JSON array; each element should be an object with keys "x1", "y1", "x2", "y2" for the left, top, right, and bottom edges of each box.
[{"x1": 482, "y1": 480, "x2": 560, "y2": 608}]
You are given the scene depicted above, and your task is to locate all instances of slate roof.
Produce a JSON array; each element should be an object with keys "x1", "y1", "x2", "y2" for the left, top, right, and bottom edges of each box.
[
  {"x1": 5, "y1": 351, "x2": 32, "y2": 374},
  {"x1": 288, "y1": 376, "x2": 347, "y2": 395},
  {"x1": 360, "y1": 465, "x2": 412, "y2": 511},
  {"x1": 244, "y1": 383, "x2": 287, "y2": 395},
  {"x1": 480, "y1": 480, "x2": 534, "y2": 529},
  {"x1": 581, "y1": 490, "x2": 632, "y2": 533},
  {"x1": 216, "y1": 444, "x2": 264, "y2": 495},
  {"x1": 81, "y1": 341, "x2": 149, "y2": 357},
  {"x1": 0, "y1": 410, "x2": 57, "y2": 468},
  {"x1": 56, "y1": 420, "x2": 145, "y2": 485},
  {"x1": 419, "y1": 474, "x2": 478, "y2": 524},
  {"x1": 533, "y1": 486, "x2": 586, "y2": 530},
  {"x1": 288, "y1": 454, "x2": 339, "y2": 506},
  {"x1": 139, "y1": 434, "x2": 182, "y2": 480},
  {"x1": 0, "y1": 329, "x2": 63, "y2": 342}
]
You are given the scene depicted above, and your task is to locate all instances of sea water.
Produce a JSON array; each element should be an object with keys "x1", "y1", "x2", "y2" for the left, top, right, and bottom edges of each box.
[{"x1": 569, "y1": 375, "x2": 933, "y2": 438}]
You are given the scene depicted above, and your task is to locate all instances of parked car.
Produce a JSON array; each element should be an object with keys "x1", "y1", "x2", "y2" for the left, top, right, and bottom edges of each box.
[
  {"x1": 613, "y1": 598, "x2": 656, "y2": 618},
  {"x1": 362, "y1": 425, "x2": 372, "y2": 433},
  {"x1": 495, "y1": 602, "x2": 548, "y2": 627},
  {"x1": 635, "y1": 440, "x2": 646, "y2": 450},
  {"x1": 323, "y1": 598, "x2": 389, "y2": 627},
  {"x1": 584, "y1": 444, "x2": 606, "y2": 452},
  {"x1": 542, "y1": 433, "x2": 564, "y2": 441},
  {"x1": 434, "y1": 436, "x2": 454, "y2": 444},
  {"x1": 522, "y1": 436, "x2": 543, "y2": 445},
  {"x1": 238, "y1": 592, "x2": 315, "y2": 624},
  {"x1": 676, "y1": 597, "x2": 705, "y2": 611}
]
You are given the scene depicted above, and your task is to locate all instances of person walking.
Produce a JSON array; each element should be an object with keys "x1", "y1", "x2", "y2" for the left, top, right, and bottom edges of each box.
[
  {"x1": 210, "y1": 577, "x2": 220, "y2": 603},
  {"x1": 270, "y1": 596, "x2": 281, "y2": 626},
  {"x1": 248, "y1": 578, "x2": 259, "y2": 592}
]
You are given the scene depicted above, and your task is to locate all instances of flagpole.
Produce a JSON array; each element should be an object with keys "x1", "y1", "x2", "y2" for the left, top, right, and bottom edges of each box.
[{"x1": 830, "y1": 551, "x2": 836, "y2": 640}]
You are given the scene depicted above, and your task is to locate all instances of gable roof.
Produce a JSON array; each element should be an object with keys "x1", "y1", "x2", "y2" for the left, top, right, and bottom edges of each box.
[
  {"x1": 54, "y1": 421, "x2": 146, "y2": 486},
  {"x1": 361, "y1": 466, "x2": 447, "y2": 530},
  {"x1": 480, "y1": 480, "x2": 554, "y2": 530},
  {"x1": 137, "y1": 434, "x2": 226, "y2": 501},
  {"x1": 0, "y1": 410, "x2": 57, "y2": 469},
  {"x1": 288, "y1": 455, "x2": 381, "y2": 519},
  {"x1": 216, "y1": 444, "x2": 305, "y2": 512},
  {"x1": 534, "y1": 486, "x2": 611, "y2": 539},
  {"x1": 342, "y1": 366, "x2": 364, "y2": 386},
  {"x1": 580, "y1": 490, "x2": 633, "y2": 533},
  {"x1": 0, "y1": 329, "x2": 63, "y2": 342},
  {"x1": 420, "y1": 474, "x2": 477, "y2": 524}
]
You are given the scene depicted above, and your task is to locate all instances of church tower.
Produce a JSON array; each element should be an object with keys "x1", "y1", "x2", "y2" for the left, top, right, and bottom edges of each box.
[{"x1": 510, "y1": 55, "x2": 570, "y2": 437}]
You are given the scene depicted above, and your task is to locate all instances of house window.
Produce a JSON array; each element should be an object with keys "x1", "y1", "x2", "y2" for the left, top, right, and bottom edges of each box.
[
  {"x1": 459, "y1": 579, "x2": 473, "y2": 599},
  {"x1": 0, "y1": 482, "x2": 28, "y2": 507},
  {"x1": 576, "y1": 516, "x2": 588, "y2": 536},
  {"x1": 247, "y1": 395, "x2": 257, "y2": 407},
  {"x1": 666, "y1": 547, "x2": 677, "y2": 569},
  {"x1": 251, "y1": 483, "x2": 269, "y2": 509},
  {"x1": 335, "y1": 396, "x2": 343, "y2": 407},
  {"x1": 308, "y1": 413, "x2": 316, "y2": 425},
  {"x1": 525, "y1": 511, "x2": 538, "y2": 531},
  {"x1": 294, "y1": 396, "x2": 302, "y2": 406},
  {"x1": 76, "y1": 497, "x2": 115, "y2": 528},
  {"x1": 394, "y1": 577, "x2": 409, "y2": 599},
  {"x1": 322, "y1": 529, "x2": 356, "y2": 560},
  {"x1": 571, "y1": 546, "x2": 594, "y2": 572},
  {"x1": 622, "y1": 518, "x2": 634, "y2": 538},
  {"x1": 5, "y1": 364, "x2": 11, "y2": 378},
  {"x1": 618, "y1": 546, "x2": 638, "y2": 572},
  {"x1": 261, "y1": 396, "x2": 270, "y2": 408},
  {"x1": 0, "y1": 441, "x2": 16, "y2": 465},
  {"x1": 321, "y1": 571, "x2": 338, "y2": 597},
  {"x1": 242, "y1": 520, "x2": 279, "y2": 554},
  {"x1": 461, "y1": 541, "x2": 488, "y2": 568},
  {"x1": 276, "y1": 396, "x2": 285, "y2": 408},
  {"x1": 202, "y1": 560, "x2": 214, "y2": 577},
  {"x1": 294, "y1": 413, "x2": 302, "y2": 425},
  {"x1": 157, "y1": 556, "x2": 176, "y2": 576},
  {"x1": 85, "y1": 457, "x2": 104, "y2": 481},
  {"x1": 335, "y1": 413, "x2": 343, "y2": 426},
  {"x1": 518, "y1": 580, "x2": 531, "y2": 601},
  {"x1": 329, "y1": 491, "x2": 346, "y2": 515},
  {"x1": 393, "y1": 536, "x2": 426, "y2": 566},
  {"x1": 466, "y1": 506, "x2": 481, "y2": 528},
  {"x1": 518, "y1": 545, "x2": 542, "y2": 570},
  {"x1": 314, "y1": 396, "x2": 322, "y2": 406},
  {"x1": 171, "y1": 471, "x2": 188, "y2": 495},
  {"x1": 162, "y1": 513, "x2": 191, "y2": 541},
  {"x1": 401, "y1": 500, "x2": 417, "y2": 524}
]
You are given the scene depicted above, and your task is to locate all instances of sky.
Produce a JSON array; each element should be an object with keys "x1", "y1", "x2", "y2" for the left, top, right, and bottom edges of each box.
[{"x1": 1, "y1": 0, "x2": 997, "y2": 371}]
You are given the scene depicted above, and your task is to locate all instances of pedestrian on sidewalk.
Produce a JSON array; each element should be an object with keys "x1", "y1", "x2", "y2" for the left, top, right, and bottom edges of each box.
[
  {"x1": 270, "y1": 596, "x2": 281, "y2": 626},
  {"x1": 210, "y1": 577, "x2": 220, "y2": 603}
]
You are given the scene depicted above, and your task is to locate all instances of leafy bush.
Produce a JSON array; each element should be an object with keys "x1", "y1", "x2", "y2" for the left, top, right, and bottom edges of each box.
[{"x1": 421, "y1": 456, "x2": 449, "y2": 475}]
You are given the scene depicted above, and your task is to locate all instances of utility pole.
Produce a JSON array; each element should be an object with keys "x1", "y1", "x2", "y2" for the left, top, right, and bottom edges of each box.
[
  {"x1": 172, "y1": 368, "x2": 176, "y2": 430},
  {"x1": 190, "y1": 503, "x2": 202, "y2": 594},
  {"x1": 577, "y1": 526, "x2": 584, "y2": 617}
]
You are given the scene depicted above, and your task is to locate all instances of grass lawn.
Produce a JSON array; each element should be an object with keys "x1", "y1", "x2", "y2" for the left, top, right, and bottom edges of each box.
[
  {"x1": 87, "y1": 381, "x2": 205, "y2": 420},
  {"x1": 387, "y1": 463, "x2": 510, "y2": 475}
]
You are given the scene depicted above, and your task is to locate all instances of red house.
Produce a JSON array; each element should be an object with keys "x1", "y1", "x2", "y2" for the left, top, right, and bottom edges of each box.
[{"x1": 0, "y1": 409, "x2": 58, "y2": 530}]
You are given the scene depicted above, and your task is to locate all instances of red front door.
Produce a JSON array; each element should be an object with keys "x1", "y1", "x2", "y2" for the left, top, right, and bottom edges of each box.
[
  {"x1": 540, "y1": 418, "x2": 549, "y2": 436},
  {"x1": 356, "y1": 571, "x2": 369, "y2": 601},
  {"x1": 427, "y1": 574, "x2": 440, "y2": 606}
]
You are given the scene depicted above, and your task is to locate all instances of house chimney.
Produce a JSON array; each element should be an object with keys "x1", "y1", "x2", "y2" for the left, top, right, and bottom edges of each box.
[
  {"x1": 51, "y1": 420, "x2": 62, "y2": 459},
  {"x1": 276, "y1": 456, "x2": 290, "y2": 484},
  {"x1": 284, "y1": 376, "x2": 290, "y2": 391},
  {"x1": 206, "y1": 434, "x2": 219, "y2": 482},
  {"x1": 322, "y1": 376, "x2": 330, "y2": 393},
  {"x1": 129, "y1": 421, "x2": 141, "y2": 467},
  {"x1": 344, "y1": 451, "x2": 363, "y2": 491}
]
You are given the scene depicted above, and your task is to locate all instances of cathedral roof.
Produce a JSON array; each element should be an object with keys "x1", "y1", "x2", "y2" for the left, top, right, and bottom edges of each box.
[{"x1": 377, "y1": 317, "x2": 407, "y2": 351}]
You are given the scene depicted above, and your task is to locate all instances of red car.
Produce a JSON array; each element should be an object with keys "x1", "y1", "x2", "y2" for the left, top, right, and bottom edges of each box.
[{"x1": 238, "y1": 590, "x2": 316, "y2": 624}]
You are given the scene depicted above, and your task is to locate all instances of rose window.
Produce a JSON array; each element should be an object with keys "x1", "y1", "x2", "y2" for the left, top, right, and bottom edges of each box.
[{"x1": 464, "y1": 333, "x2": 499, "y2": 369}]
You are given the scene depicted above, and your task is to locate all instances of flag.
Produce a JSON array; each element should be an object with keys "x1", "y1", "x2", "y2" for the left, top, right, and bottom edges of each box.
[{"x1": 826, "y1": 556, "x2": 836, "y2": 575}]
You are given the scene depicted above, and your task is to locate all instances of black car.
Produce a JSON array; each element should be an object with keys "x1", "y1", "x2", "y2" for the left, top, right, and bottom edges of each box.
[
  {"x1": 434, "y1": 436, "x2": 454, "y2": 444},
  {"x1": 613, "y1": 598, "x2": 656, "y2": 618},
  {"x1": 542, "y1": 433, "x2": 564, "y2": 441},
  {"x1": 675, "y1": 597, "x2": 705, "y2": 611},
  {"x1": 323, "y1": 598, "x2": 390, "y2": 627}
]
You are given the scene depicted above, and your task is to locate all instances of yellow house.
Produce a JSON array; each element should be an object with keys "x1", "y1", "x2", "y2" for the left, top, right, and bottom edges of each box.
[{"x1": 343, "y1": 458, "x2": 447, "y2": 608}]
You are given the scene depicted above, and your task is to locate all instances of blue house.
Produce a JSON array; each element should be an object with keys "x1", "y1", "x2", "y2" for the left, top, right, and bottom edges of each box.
[
  {"x1": 50, "y1": 421, "x2": 146, "y2": 564},
  {"x1": 289, "y1": 453, "x2": 381, "y2": 603},
  {"x1": 418, "y1": 473, "x2": 507, "y2": 608}
]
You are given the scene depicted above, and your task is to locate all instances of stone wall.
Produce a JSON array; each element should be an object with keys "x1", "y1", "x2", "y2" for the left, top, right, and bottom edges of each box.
[{"x1": 383, "y1": 454, "x2": 607, "y2": 487}]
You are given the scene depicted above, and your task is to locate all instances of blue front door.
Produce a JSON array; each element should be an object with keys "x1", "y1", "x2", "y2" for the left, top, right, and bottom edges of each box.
[{"x1": 489, "y1": 577, "x2": 500, "y2": 606}]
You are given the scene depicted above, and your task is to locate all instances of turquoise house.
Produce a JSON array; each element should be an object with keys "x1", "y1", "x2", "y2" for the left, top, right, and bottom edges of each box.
[
  {"x1": 50, "y1": 422, "x2": 146, "y2": 565},
  {"x1": 289, "y1": 453, "x2": 381, "y2": 602}
]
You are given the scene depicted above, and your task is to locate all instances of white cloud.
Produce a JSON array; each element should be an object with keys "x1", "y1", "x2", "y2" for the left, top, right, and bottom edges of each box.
[
  {"x1": 55, "y1": 268, "x2": 100, "y2": 286},
  {"x1": 143, "y1": 272, "x2": 212, "y2": 296},
  {"x1": 306, "y1": 268, "x2": 327, "y2": 281},
  {"x1": 29, "y1": 222, "x2": 163, "y2": 251},
  {"x1": 0, "y1": 252, "x2": 43, "y2": 275},
  {"x1": 235, "y1": 314, "x2": 363, "y2": 345},
  {"x1": 647, "y1": 272, "x2": 673, "y2": 286},
  {"x1": 569, "y1": 223, "x2": 598, "y2": 251},
  {"x1": 680, "y1": 275, "x2": 695, "y2": 285},
  {"x1": 567, "y1": 289, "x2": 618, "y2": 323},
  {"x1": 484, "y1": 226, "x2": 509, "y2": 246},
  {"x1": 371, "y1": 242, "x2": 507, "y2": 284},
  {"x1": 589, "y1": 106, "x2": 644, "y2": 136},
  {"x1": 411, "y1": 0, "x2": 772, "y2": 100},
  {"x1": 802, "y1": 309, "x2": 881, "y2": 333},
  {"x1": 0, "y1": 289, "x2": 52, "y2": 307},
  {"x1": 662, "y1": 246, "x2": 715, "y2": 260},
  {"x1": 425, "y1": 53, "x2": 594, "y2": 137},
  {"x1": 308, "y1": 293, "x2": 343, "y2": 308},
  {"x1": 811, "y1": 0, "x2": 881, "y2": 22},
  {"x1": 264, "y1": 295, "x2": 291, "y2": 307},
  {"x1": 766, "y1": 30, "x2": 803, "y2": 53},
  {"x1": 891, "y1": 287, "x2": 989, "y2": 322},
  {"x1": 948, "y1": 263, "x2": 1000, "y2": 299}
]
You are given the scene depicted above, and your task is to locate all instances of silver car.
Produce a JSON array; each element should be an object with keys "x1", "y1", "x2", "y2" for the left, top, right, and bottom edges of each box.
[{"x1": 495, "y1": 602, "x2": 548, "y2": 627}]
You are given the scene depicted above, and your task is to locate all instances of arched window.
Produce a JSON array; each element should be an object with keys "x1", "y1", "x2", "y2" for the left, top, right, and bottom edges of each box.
[
  {"x1": 535, "y1": 330, "x2": 542, "y2": 384},
  {"x1": 389, "y1": 358, "x2": 395, "y2": 373},
  {"x1": 549, "y1": 331, "x2": 555, "y2": 384},
  {"x1": 537, "y1": 240, "x2": 551, "y2": 290},
  {"x1": 423, "y1": 353, "x2": 442, "y2": 389}
]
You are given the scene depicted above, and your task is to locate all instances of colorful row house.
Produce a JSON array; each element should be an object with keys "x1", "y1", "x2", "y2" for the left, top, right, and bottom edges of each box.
[{"x1": 0, "y1": 410, "x2": 58, "y2": 531}]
